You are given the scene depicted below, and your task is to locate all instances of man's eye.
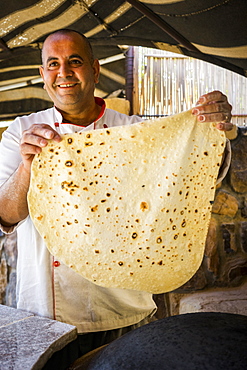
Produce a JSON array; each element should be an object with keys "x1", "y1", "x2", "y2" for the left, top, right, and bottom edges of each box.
[
  {"x1": 70, "y1": 59, "x2": 83, "y2": 66},
  {"x1": 48, "y1": 62, "x2": 59, "y2": 68}
]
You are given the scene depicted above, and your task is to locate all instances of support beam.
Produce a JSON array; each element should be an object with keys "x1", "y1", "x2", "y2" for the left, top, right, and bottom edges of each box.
[
  {"x1": 126, "y1": 0, "x2": 200, "y2": 53},
  {"x1": 0, "y1": 38, "x2": 10, "y2": 52}
]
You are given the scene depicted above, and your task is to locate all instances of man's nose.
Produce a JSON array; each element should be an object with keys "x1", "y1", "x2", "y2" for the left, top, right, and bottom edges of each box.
[{"x1": 58, "y1": 62, "x2": 73, "y2": 77}]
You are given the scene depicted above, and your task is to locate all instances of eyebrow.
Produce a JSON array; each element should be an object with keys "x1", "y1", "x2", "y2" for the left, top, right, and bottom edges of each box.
[
  {"x1": 46, "y1": 54, "x2": 84, "y2": 64},
  {"x1": 46, "y1": 57, "x2": 58, "y2": 64},
  {"x1": 69, "y1": 54, "x2": 84, "y2": 60}
]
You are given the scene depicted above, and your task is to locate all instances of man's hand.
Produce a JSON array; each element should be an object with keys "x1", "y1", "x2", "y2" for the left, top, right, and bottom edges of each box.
[
  {"x1": 0, "y1": 124, "x2": 61, "y2": 227},
  {"x1": 192, "y1": 90, "x2": 233, "y2": 132},
  {"x1": 20, "y1": 124, "x2": 61, "y2": 172}
]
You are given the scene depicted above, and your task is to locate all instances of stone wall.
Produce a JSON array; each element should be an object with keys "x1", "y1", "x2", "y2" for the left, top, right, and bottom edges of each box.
[
  {"x1": 0, "y1": 127, "x2": 17, "y2": 307},
  {"x1": 0, "y1": 231, "x2": 17, "y2": 307}
]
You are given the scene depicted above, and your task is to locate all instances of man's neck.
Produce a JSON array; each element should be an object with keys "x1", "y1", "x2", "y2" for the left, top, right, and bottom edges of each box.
[{"x1": 58, "y1": 101, "x2": 102, "y2": 127}]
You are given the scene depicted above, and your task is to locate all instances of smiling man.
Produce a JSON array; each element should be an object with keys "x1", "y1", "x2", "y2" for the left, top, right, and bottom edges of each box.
[
  {"x1": 39, "y1": 31, "x2": 101, "y2": 125},
  {"x1": 0, "y1": 29, "x2": 233, "y2": 368}
]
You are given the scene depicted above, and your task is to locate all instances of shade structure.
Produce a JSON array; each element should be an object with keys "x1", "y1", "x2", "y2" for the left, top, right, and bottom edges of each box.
[{"x1": 0, "y1": 0, "x2": 246, "y2": 120}]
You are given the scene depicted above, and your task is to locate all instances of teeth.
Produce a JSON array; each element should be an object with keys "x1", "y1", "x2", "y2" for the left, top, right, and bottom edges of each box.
[{"x1": 59, "y1": 83, "x2": 76, "y2": 87}]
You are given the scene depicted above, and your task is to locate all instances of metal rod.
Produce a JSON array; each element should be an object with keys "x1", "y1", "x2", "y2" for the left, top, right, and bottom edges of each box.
[
  {"x1": 125, "y1": 47, "x2": 134, "y2": 115},
  {"x1": 126, "y1": 0, "x2": 200, "y2": 53}
]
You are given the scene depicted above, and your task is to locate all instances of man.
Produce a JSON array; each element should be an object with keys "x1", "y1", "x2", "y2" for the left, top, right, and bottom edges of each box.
[{"x1": 0, "y1": 29, "x2": 233, "y2": 364}]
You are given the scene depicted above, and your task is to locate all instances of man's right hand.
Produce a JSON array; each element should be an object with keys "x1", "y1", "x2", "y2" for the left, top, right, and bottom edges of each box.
[
  {"x1": 0, "y1": 124, "x2": 61, "y2": 227},
  {"x1": 20, "y1": 124, "x2": 61, "y2": 172}
]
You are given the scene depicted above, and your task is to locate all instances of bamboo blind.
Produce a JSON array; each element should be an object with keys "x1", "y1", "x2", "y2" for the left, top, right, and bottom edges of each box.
[{"x1": 133, "y1": 47, "x2": 247, "y2": 126}]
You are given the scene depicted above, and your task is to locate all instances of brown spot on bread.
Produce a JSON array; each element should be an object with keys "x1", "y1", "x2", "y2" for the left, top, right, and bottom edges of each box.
[
  {"x1": 61, "y1": 181, "x2": 79, "y2": 192},
  {"x1": 91, "y1": 205, "x2": 98, "y2": 212},
  {"x1": 65, "y1": 160, "x2": 73, "y2": 167},
  {"x1": 140, "y1": 201, "x2": 148, "y2": 211},
  {"x1": 132, "y1": 232, "x2": 138, "y2": 239}
]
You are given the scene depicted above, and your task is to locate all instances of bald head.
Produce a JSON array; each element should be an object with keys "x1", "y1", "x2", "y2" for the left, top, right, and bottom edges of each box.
[{"x1": 41, "y1": 29, "x2": 94, "y2": 65}]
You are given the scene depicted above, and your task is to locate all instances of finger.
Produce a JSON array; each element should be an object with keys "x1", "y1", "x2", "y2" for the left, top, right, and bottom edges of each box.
[
  {"x1": 192, "y1": 99, "x2": 232, "y2": 124},
  {"x1": 20, "y1": 142, "x2": 43, "y2": 157},
  {"x1": 194, "y1": 111, "x2": 232, "y2": 123},
  {"x1": 196, "y1": 90, "x2": 227, "y2": 105},
  {"x1": 223, "y1": 112, "x2": 232, "y2": 123},
  {"x1": 216, "y1": 122, "x2": 234, "y2": 131},
  {"x1": 21, "y1": 125, "x2": 61, "y2": 147},
  {"x1": 24, "y1": 124, "x2": 61, "y2": 140},
  {"x1": 196, "y1": 112, "x2": 231, "y2": 123},
  {"x1": 192, "y1": 102, "x2": 230, "y2": 115},
  {"x1": 21, "y1": 131, "x2": 49, "y2": 148}
]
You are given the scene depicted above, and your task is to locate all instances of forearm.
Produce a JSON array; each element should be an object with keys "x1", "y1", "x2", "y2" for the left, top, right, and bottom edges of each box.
[{"x1": 0, "y1": 162, "x2": 31, "y2": 226}]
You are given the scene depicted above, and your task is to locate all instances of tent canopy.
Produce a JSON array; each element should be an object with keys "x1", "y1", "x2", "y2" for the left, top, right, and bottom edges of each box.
[{"x1": 0, "y1": 0, "x2": 246, "y2": 120}]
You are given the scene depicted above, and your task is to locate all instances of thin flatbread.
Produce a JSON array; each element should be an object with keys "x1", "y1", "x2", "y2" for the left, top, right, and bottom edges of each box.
[{"x1": 28, "y1": 110, "x2": 226, "y2": 294}]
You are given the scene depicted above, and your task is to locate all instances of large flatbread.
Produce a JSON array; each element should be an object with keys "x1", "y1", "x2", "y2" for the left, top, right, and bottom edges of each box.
[{"x1": 28, "y1": 110, "x2": 226, "y2": 293}]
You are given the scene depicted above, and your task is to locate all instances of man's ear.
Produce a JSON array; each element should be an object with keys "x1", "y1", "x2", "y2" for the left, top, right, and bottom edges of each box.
[
  {"x1": 93, "y1": 59, "x2": 100, "y2": 84},
  {"x1": 39, "y1": 66, "x2": 46, "y2": 89}
]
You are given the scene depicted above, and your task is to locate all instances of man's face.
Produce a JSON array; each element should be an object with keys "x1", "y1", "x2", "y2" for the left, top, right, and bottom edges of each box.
[{"x1": 39, "y1": 32, "x2": 99, "y2": 113}]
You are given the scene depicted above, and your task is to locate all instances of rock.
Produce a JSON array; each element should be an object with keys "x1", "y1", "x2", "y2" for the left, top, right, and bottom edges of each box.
[
  {"x1": 241, "y1": 198, "x2": 247, "y2": 218},
  {"x1": 224, "y1": 255, "x2": 247, "y2": 285},
  {"x1": 205, "y1": 218, "x2": 218, "y2": 257},
  {"x1": 176, "y1": 266, "x2": 207, "y2": 292},
  {"x1": 179, "y1": 282, "x2": 247, "y2": 316},
  {"x1": 229, "y1": 132, "x2": 247, "y2": 193},
  {"x1": 221, "y1": 223, "x2": 237, "y2": 253},
  {"x1": 212, "y1": 190, "x2": 238, "y2": 217},
  {"x1": 204, "y1": 218, "x2": 219, "y2": 276},
  {"x1": 240, "y1": 221, "x2": 247, "y2": 253},
  {"x1": 205, "y1": 253, "x2": 220, "y2": 277}
]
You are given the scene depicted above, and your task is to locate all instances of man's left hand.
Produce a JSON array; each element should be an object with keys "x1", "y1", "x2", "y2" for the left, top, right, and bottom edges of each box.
[{"x1": 192, "y1": 90, "x2": 233, "y2": 131}]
